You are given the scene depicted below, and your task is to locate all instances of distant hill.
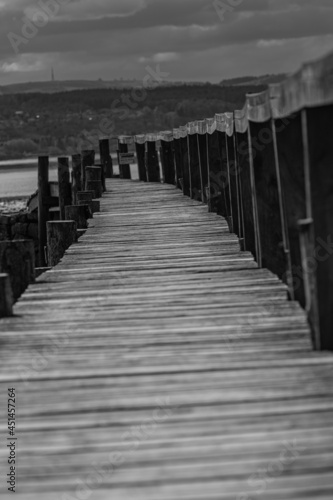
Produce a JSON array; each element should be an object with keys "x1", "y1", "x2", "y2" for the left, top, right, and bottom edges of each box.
[
  {"x1": 220, "y1": 74, "x2": 287, "y2": 87},
  {"x1": 0, "y1": 74, "x2": 287, "y2": 95},
  {"x1": 0, "y1": 79, "x2": 152, "y2": 95}
]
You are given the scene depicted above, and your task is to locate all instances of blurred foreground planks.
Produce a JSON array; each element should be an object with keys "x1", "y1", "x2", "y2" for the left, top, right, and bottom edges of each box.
[{"x1": 0, "y1": 179, "x2": 333, "y2": 499}]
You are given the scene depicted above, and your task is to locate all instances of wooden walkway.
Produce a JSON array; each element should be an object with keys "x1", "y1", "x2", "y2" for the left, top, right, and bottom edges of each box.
[{"x1": 1, "y1": 179, "x2": 333, "y2": 499}]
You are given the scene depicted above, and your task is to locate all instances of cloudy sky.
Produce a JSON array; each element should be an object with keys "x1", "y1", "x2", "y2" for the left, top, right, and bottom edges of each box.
[{"x1": 0, "y1": 0, "x2": 333, "y2": 85}]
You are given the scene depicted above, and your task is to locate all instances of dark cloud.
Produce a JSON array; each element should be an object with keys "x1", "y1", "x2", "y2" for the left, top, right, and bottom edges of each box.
[{"x1": 0, "y1": 0, "x2": 333, "y2": 83}]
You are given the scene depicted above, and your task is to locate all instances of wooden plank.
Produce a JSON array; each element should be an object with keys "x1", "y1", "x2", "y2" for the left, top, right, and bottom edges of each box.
[{"x1": 0, "y1": 178, "x2": 332, "y2": 500}]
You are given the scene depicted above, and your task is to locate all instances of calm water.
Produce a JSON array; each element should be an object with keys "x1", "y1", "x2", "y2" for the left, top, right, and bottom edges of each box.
[
  {"x1": 0, "y1": 158, "x2": 58, "y2": 198},
  {"x1": 0, "y1": 155, "x2": 138, "y2": 198}
]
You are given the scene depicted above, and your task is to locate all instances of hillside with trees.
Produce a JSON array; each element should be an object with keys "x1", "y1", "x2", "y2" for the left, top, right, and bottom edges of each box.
[{"x1": 0, "y1": 83, "x2": 265, "y2": 160}]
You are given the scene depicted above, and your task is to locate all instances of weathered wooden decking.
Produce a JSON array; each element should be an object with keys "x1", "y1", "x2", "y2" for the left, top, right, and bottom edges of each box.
[{"x1": 1, "y1": 179, "x2": 333, "y2": 499}]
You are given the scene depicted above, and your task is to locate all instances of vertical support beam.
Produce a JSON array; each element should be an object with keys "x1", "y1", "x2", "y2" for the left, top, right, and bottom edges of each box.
[
  {"x1": 160, "y1": 134, "x2": 175, "y2": 185},
  {"x1": 247, "y1": 127, "x2": 262, "y2": 267},
  {"x1": 38, "y1": 155, "x2": 49, "y2": 267},
  {"x1": 300, "y1": 107, "x2": 333, "y2": 351},
  {"x1": 217, "y1": 131, "x2": 232, "y2": 226},
  {"x1": 99, "y1": 138, "x2": 113, "y2": 178},
  {"x1": 65, "y1": 205, "x2": 91, "y2": 229},
  {"x1": 47, "y1": 221, "x2": 77, "y2": 267},
  {"x1": 0, "y1": 274, "x2": 13, "y2": 317},
  {"x1": 81, "y1": 150, "x2": 95, "y2": 191},
  {"x1": 71, "y1": 154, "x2": 82, "y2": 205},
  {"x1": 272, "y1": 119, "x2": 294, "y2": 299},
  {"x1": 85, "y1": 166, "x2": 103, "y2": 198},
  {"x1": 197, "y1": 131, "x2": 208, "y2": 203},
  {"x1": 188, "y1": 132, "x2": 201, "y2": 200},
  {"x1": 118, "y1": 141, "x2": 132, "y2": 179},
  {"x1": 207, "y1": 131, "x2": 224, "y2": 214},
  {"x1": 180, "y1": 136, "x2": 190, "y2": 197},
  {"x1": 298, "y1": 218, "x2": 320, "y2": 350},
  {"x1": 0, "y1": 240, "x2": 35, "y2": 301},
  {"x1": 233, "y1": 133, "x2": 246, "y2": 250},
  {"x1": 77, "y1": 191, "x2": 96, "y2": 213},
  {"x1": 135, "y1": 141, "x2": 147, "y2": 182},
  {"x1": 173, "y1": 136, "x2": 183, "y2": 189},
  {"x1": 58, "y1": 157, "x2": 72, "y2": 221},
  {"x1": 226, "y1": 134, "x2": 239, "y2": 236},
  {"x1": 146, "y1": 140, "x2": 161, "y2": 183}
]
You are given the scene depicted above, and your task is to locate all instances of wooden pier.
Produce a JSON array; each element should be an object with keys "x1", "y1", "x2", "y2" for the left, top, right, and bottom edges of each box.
[{"x1": 1, "y1": 178, "x2": 333, "y2": 499}]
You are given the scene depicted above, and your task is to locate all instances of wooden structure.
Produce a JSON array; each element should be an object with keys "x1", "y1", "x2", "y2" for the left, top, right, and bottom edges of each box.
[
  {"x1": 0, "y1": 51, "x2": 333, "y2": 499},
  {"x1": 1, "y1": 179, "x2": 333, "y2": 500}
]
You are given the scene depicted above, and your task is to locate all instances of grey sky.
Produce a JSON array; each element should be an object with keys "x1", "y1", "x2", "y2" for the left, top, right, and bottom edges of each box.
[{"x1": 0, "y1": 0, "x2": 332, "y2": 84}]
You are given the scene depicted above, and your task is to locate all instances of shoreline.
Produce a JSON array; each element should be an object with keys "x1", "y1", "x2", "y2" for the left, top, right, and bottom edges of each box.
[{"x1": 0, "y1": 198, "x2": 28, "y2": 215}]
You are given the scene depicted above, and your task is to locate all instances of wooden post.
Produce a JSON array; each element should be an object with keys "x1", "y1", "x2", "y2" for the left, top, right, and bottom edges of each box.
[
  {"x1": 99, "y1": 138, "x2": 113, "y2": 178},
  {"x1": 0, "y1": 274, "x2": 14, "y2": 317},
  {"x1": 81, "y1": 150, "x2": 95, "y2": 192},
  {"x1": 160, "y1": 133, "x2": 175, "y2": 185},
  {"x1": 173, "y1": 134, "x2": 183, "y2": 189},
  {"x1": 47, "y1": 221, "x2": 77, "y2": 267},
  {"x1": 95, "y1": 163, "x2": 106, "y2": 193},
  {"x1": 91, "y1": 200, "x2": 100, "y2": 214},
  {"x1": 197, "y1": 123, "x2": 208, "y2": 203},
  {"x1": 65, "y1": 205, "x2": 91, "y2": 229},
  {"x1": 135, "y1": 142, "x2": 147, "y2": 182},
  {"x1": 85, "y1": 166, "x2": 103, "y2": 198},
  {"x1": 180, "y1": 135, "x2": 190, "y2": 197},
  {"x1": 118, "y1": 141, "x2": 132, "y2": 179},
  {"x1": 38, "y1": 155, "x2": 49, "y2": 267},
  {"x1": 77, "y1": 191, "x2": 93, "y2": 212},
  {"x1": 146, "y1": 139, "x2": 161, "y2": 183},
  {"x1": 77, "y1": 192, "x2": 100, "y2": 214},
  {"x1": 0, "y1": 240, "x2": 35, "y2": 301},
  {"x1": 207, "y1": 131, "x2": 223, "y2": 214},
  {"x1": 226, "y1": 134, "x2": 240, "y2": 236},
  {"x1": 188, "y1": 132, "x2": 201, "y2": 200},
  {"x1": 58, "y1": 157, "x2": 72, "y2": 220},
  {"x1": 71, "y1": 154, "x2": 82, "y2": 205}
]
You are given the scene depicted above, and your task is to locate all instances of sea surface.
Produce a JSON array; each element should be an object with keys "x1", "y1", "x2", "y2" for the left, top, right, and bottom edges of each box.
[{"x1": 0, "y1": 155, "x2": 138, "y2": 199}]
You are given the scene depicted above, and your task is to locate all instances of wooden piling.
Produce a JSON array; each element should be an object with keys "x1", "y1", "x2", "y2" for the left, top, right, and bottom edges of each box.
[
  {"x1": 58, "y1": 157, "x2": 72, "y2": 220},
  {"x1": 118, "y1": 141, "x2": 132, "y2": 179},
  {"x1": 188, "y1": 127, "x2": 201, "y2": 201},
  {"x1": 65, "y1": 205, "x2": 91, "y2": 229},
  {"x1": 85, "y1": 166, "x2": 103, "y2": 198},
  {"x1": 77, "y1": 192, "x2": 100, "y2": 214},
  {"x1": 71, "y1": 154, "x2": 82, "y2": 205},
  {"x1": 99, "y1": 138, "x2": 113, "y2": 178},
  {"x1": 197, "y1": 127, "x2": 208, "y2": 203},
  {"x1": 160, "y1": 133, "x2": 175, "y2": 185},
  {"x1": 0, "y1": 273, "x2": 13, "y2": 317},
  {"x1": 38, "y1": 155, "x2": 49, "y2": 267},
  {"x1": 0, "y1": 240, "x2": 35, "y2": 301},
  {"x1": 173, "y1": 137, "x2": 183, "y2": 189},
  {"x1": 47, "y1": 221, "x2": 77, "y2": 267},
  {"x1": 81, "y1": 150, "x2": 95, "y2": 191},
  {"x1": 135, "y1": 142, "x2": 147, "y2": 182},
  {"x1": 180, "y1": 135, "x2": 190, "y2": 197},
  {"x1": 146, "y1": 139, "x2": 161, "y2": 183},
  {"x1": 207, "y1": 131, "x2": 223, "y2": 214},
  {"x1": 95, "y1": 163, "x2": 106, "y2": 192}
]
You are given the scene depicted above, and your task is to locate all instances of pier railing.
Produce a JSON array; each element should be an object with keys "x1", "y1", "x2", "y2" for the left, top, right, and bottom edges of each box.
[{"x1": 113, "y1": 52, "x2": 333, "y2": 351}]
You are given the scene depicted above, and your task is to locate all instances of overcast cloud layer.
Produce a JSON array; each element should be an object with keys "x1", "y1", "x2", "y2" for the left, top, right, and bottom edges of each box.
[{"x1": 0, "y1": 0, "x2": 332, "y2": 84}]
